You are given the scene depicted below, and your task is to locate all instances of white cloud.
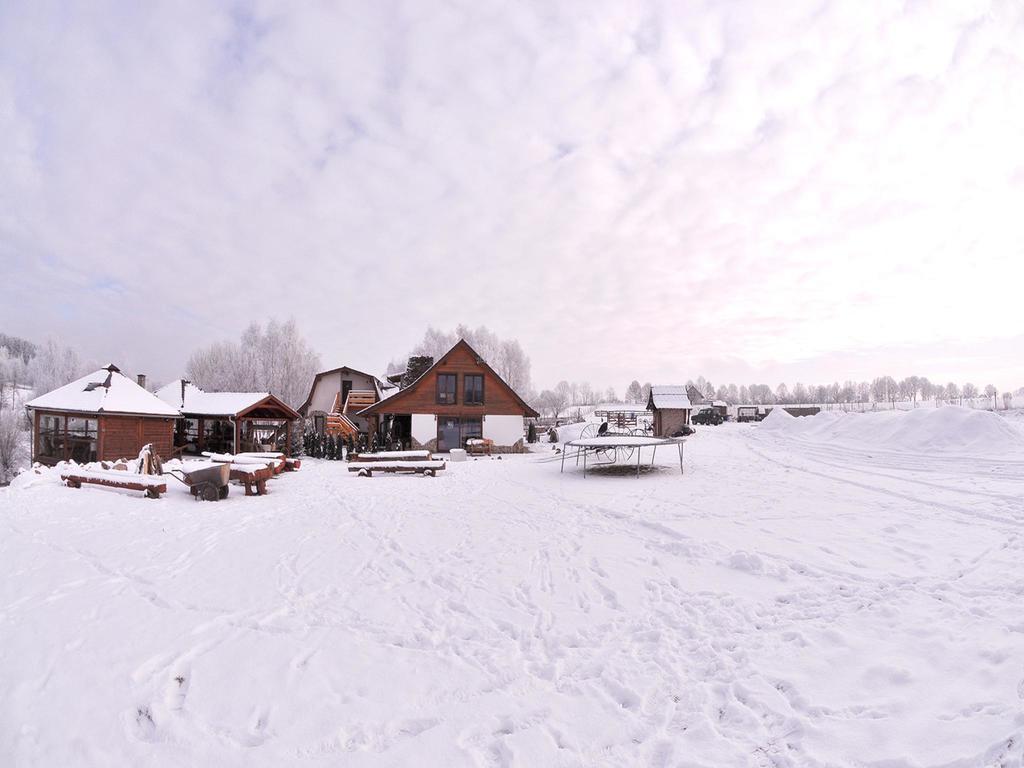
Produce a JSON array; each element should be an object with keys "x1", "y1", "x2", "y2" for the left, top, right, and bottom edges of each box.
[{"x1": 1, "y1": 0, "x2": 1022, "y2": 389}]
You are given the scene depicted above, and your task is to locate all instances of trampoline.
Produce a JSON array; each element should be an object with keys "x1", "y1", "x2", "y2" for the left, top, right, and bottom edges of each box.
[{"x1": 560, "y1": 435, "x2": 686, "y2": 478}]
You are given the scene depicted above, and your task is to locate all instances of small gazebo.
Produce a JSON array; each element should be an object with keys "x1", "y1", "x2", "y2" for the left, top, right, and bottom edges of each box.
[{"x1": 156, "y1": 380, "x2": 301, "y2": 456}]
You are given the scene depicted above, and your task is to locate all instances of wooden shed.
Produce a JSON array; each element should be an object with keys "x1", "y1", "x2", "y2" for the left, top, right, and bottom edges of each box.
[
  {"x1": 358, "y1": 339, "x2": 539, "y2": 452},
  {"x1": 646, "y1": 385, "x2": 694, "y2": 437},
  {"x1": 25, "y1": 364, "x2": 179, "y2": 465},
  {"x1": 156, "y1": 380, "x2": 301, "y2": 456}
]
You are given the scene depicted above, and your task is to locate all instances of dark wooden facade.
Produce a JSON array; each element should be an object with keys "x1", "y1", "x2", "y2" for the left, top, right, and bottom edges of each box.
[
  {"x1": 31, "y1": 409, "x2": 175, "y2": 465},
  {"x1": 359, "y1": 341, "x2": 539, "y2": 419}
]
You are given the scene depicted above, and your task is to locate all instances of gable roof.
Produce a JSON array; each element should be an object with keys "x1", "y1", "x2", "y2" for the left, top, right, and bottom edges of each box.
[
  {"x1": 298, "y1": 365, "x2": 383, "y2": 415},
  {"x1": 357, "y1": 339, "x2": 539, "y2": 418},
  {"x1": 156, "y1": 379, "x2": 300, "y2": 419},
  {"x1": 647, "y1": 385, "x2": 692, "y2": 411},
  {"x1": 25, "y1": 364, "x2": 181, "y2": 417}
]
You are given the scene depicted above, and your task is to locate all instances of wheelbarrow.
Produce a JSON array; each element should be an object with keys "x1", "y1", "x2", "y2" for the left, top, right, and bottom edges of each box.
[{"x1": 167, "y1": 462, "x2": 231, "y2": 502}]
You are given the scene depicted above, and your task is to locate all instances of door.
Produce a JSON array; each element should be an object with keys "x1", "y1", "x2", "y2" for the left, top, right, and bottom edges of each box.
[
  {"x1": 437, "y1": 416, "x2": 461, "y2": 452},
  {"x1": 341, "y1": 379, "x2": 353, "y2": 409}
]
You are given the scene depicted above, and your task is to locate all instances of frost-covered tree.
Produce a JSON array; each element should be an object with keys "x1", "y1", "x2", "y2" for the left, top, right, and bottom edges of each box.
[
  {"x1": 1002, "y1": 392, "x2": 1013, "y2": 409},
  {"x1": 962, "y1": 382, "x2": 979, "y2": 400},
  {"x1": 605, "y1": 386, "x2": 617, "y2": 403},
  {"x1": 739, "y1": 385, "x2": 750, "y2": 404},
  {"x1": 538, "y1": 388, "x2": 568, "y2": 419},
  {"x1": 984, "y1": 384, "x2": 997, "y2": 409},
  {"x1": 410, "y1": 325, "x2": 533, "y2": 397},
  {"x1": 0, "y1": 405, "x2": 28, "y2": 484},
  {"x1": 28, "y1": 338, "x2": 84, "y2": 397},
  {"x1": 641, "y1": 382, "x2": 653, "y2": 404},
  {"x1": 775, "y1": 383, "x2": 790, "y2": 404},
  {"x1": 945, "y1": 382, "x2": 960, "y2": 403},
  {"x1": 186, "y1": 318, "x2": 321, "y2": 408},
  {"x1": 625, "y1": 380, "x2": 642, "y2": 403}
]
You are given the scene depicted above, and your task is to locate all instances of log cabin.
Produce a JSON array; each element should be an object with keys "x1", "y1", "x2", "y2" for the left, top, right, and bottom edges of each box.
[
  {"x1": 357, "y1": 339, "x2": 539, "y2": 453},
  {"x1": 24, "y1": 364, "x2": 180, "y2": 465},
  {"x1": 156, "y1": 380, "x2": 301, "y2": 456}
]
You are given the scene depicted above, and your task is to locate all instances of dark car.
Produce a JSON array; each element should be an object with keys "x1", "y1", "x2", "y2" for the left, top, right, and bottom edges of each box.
[{"x1": 691, "y1": 409, "x2": 724, "y2": 426}]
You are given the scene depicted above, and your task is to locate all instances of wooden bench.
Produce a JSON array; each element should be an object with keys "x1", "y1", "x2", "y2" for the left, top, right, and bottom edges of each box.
[
  {"x1": 465, "y1": 439, "x2": 493, "y2": 456},
  {"x1": 349, "y1": 450, "x2": 432, "y2": 463},
  {"x1": 61, "y1": 469, "x2": 167, "y2": 499},
  {"x1": 230, "y1": 464, "x2": 273, "y2": 496},
  {"x1": 347, "y1": 460, "x2": 445, "y2": 477}
]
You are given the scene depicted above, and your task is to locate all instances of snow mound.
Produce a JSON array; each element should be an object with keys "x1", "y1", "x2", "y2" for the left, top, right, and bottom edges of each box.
[
  {"x1": 760, "y1": 406, "x2": 1024, "y2": 456},
  {"x1": 759, "y1": 407, "x2": 796, "y2": 428}
]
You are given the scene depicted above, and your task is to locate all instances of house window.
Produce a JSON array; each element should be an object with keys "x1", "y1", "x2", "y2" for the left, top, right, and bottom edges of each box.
[
  {"x1": 464, "y1": 374, "x2": 484, "y2": 405},
  {"x1": 460, "y1": 417, "x2": 482, "y2": 443},
  {"x1": 37, "y1": 414, "x2": 65, "y2": 462},
  {"x1": 437, "y1": 373, "x2": 457, "y2": 405},
  {"x1": 436, "y1": 416, "x2": 483, "y2": 452},
  {"x1": 67, "y1": 417, "x2": 98, "y2": 463}
]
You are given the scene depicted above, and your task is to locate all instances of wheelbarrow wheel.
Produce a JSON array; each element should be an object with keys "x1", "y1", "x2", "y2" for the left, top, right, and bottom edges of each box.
[
  {"x1": 218, "y1": 484, "x2": 230, "y2": 500},
  {"x1": 201, "y1": 484, "x2": 220, "y2": 502}
]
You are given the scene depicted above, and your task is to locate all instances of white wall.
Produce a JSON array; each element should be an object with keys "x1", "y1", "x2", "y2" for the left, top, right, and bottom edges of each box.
[
  {"x1": 411, "y1": 414, "x2": 436, "y2": 445},
  {"x1": 483, "y1": 415, "x2": 524, "y2": 446}
]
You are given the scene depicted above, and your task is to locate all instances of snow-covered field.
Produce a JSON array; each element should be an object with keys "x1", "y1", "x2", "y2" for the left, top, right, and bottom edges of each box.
[{"x1": 3, "y1": 408, "x2": 1024, "y2": 766}]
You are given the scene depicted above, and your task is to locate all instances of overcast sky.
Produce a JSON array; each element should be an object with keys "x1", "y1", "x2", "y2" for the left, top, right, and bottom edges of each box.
[{"x1": 1, "y1": 1, "x2": 1022, "y2": 392}]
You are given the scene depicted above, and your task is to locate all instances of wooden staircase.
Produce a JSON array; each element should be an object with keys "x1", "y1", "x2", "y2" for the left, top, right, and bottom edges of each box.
[{"x1": 324, "y1": 390, "x2": 377, "y2": 437}]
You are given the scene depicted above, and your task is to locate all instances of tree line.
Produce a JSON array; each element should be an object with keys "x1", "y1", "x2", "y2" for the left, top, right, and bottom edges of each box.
[{"x1": 675, "y1": 375, "x2": 1022, "y2": 409}]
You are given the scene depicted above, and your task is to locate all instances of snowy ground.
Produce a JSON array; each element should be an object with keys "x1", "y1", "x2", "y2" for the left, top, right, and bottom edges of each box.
[{"x1": 3, "y1": 409, "x2": 1024, "y2": 766}]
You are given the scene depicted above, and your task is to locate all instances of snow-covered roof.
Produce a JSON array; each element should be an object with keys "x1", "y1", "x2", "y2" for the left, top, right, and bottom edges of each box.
[
  {"x1": 156, "y1": 379, "x2": 276, "y2": 417},
  {"x1": 25, "y1": 365, "x2": 180, "y2": 417},
  {"x1": 649, "y1": 385, "x2": 692, "y2": 410}
]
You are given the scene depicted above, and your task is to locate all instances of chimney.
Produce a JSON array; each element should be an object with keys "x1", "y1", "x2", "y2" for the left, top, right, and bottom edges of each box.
[
  {"x1": 181, "y1": 379, "x2": 189, "y2": 409},
  {"x1": 137, "y1": 374, "x2": 147, "y2": 390}
]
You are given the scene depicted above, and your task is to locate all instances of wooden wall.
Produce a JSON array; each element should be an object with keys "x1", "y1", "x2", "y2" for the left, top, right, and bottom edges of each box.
[
  {"x1": 371, "y1": 344, "x2": 532, "y2": 417},
  {"x1": 100, "y1": 416, "x2": 175, "y2": 461}
]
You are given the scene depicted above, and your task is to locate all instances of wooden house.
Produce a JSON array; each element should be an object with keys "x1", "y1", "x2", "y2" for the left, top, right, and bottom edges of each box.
[
  {"x1": 298, "y1": 366, "x2": 385, "y2": 439},
  {"x1": 646, "y1": 385, "x2": 693, "y2": 437},
  {"x1": 156, "y1": 380, "x2": 301, "y2": 456},
  {"x1": 358, "y1": 339, "x2": 539, "y2": 452},
  {"x1": 25, "y1": 364, "x2": 179, "y2": 465}
]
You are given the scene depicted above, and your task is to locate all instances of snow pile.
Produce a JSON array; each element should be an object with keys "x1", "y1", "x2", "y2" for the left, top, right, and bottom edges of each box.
[
  {"x1": 759, "y1": 406, "x2": 1024, "y2": 455},
  {"x1": 758, "y1": 406, "x2": 796, "y2": 428}
]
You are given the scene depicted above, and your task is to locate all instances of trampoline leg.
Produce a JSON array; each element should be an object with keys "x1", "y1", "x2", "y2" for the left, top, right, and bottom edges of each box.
[
  {"x1": 636, "y1": 446, "x2": 641, "y2": 478},
  {"x1": 651, "y1": 445, "x2": 657, "y2": 467},
  {"x1": 561, "y1": 446, "x2": 566, "y2": 473},
  {"x1": 583, "y1": 448, "x2": 587, "y2": 478},
  {"x1": 678, "y1": 442, "x2": 684, "y2": 474}
]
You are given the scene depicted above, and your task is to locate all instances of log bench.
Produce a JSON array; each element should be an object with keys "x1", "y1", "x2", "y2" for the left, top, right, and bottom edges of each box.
[
  {"x1": 230, "y1": 465, "x2": 273, "y2": 496},
  {"x1": 61, "y1": 469, "x2": 167, "y2": 498},
  {"x1": 349, "y1": 450, "x2": 432, "y2": 463},
  {"x1": 347, "y1": 460, "x2": 445, "y2": 477}
]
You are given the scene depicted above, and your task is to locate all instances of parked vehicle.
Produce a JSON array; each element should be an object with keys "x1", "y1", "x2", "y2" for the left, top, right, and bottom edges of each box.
[{"x1": 692, "y1": 409, "x2": 724, "y2": 426}]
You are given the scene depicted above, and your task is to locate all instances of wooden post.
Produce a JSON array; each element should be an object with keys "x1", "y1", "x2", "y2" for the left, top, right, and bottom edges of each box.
[
  {"x1": 235, "y1": 420, "x2": 241, "y2": 454},
  {"x1": 198, "y1": 418, "x2": 205, "y2": 453},
  {"x1": 285, "y1": 420, "x2": 291, "y2": 457}
]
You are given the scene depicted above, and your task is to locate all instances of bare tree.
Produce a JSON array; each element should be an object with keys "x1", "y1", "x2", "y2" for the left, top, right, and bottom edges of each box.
[
  {"x1": 538, "y1": 388, "x2": 569, "y2": 419},
  {"x1": 984, "y1": 384, "x2": 997, "y2": 409},
  {"x1": 625, "y1": 380, "x2": 642, "y2": 403}
]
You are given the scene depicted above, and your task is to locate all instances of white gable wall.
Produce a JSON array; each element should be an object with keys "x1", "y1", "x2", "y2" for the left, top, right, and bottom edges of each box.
[
  {"x1": 483, "y1": 415, "x2": 524, "y2": 446},
  {"x1": 411, "y1": 414, "x2": 437, "y2": 445}
]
